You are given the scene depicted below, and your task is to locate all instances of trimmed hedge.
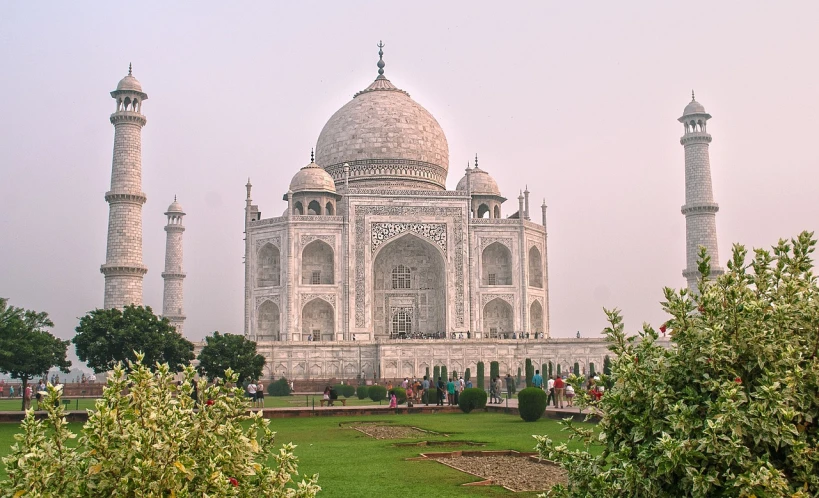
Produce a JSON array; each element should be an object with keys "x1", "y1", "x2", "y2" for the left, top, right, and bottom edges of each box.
[
  {"x1": 490, "y1": 361, "x2": 499, "y2": 381},
  {"x1": 267, "y1": 377, "x2": 290, "y2": 397},
  {"x1": 368, "y1": 385, "x2": 387, "y2": 402},
  {"x1": 464, "y1": 368, "x2": 471, "y2": 381},
  {"x1": 477, "y1": 362, "x2": 485, "y2": 390},
  {"x1": 356, "y1": 385, "x2": 369, "y2": 399},
  {"x1": 518, "y1": 387, "x2": 548, "y2": 422},
  {"x1": 525, "y1": 358, "x2": 534, "y2": 388},
  {"x1": 425, "y1": 386, "x2": 440, "y2": 404},
  {"x1": 458, "y1": 388, "x2": 487, "y2": 413}
]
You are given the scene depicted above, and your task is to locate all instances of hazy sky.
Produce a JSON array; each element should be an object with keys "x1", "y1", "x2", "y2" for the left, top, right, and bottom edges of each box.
[{"x1": 2, "y1": 2, "x2": 818, "y2": 361}]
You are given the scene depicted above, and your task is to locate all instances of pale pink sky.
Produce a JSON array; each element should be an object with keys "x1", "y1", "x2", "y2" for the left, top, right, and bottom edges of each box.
[{"x1": 1, "y1": 2, "x2": 818, "y2": 357}]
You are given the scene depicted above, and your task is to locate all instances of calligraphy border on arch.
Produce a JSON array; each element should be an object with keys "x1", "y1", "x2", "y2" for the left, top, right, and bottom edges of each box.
[
  {"x1": 254, "y1": 235, "x2": 281, "y2": 253},
  {"x1": 479, "y1": 237, "x2": 513, "y2": 253},
  {"x1": 300, "y1": 293, "x2": 336, "y2": 309},
  {"x1": 255, "y1": 294, "x2": 280, "y2": 309},
  {"x1": 480, "y1": 293, "x2": 515, "y2": 309},
  {"x1": 299, "y1": 234, "x2": 335, "y2": 249},
  {"x1": 354, "y1": 205, "x2": 464, "y2": 328},
  {"x1": 528, "y1": 295, "x2": 544, "y2": 308},
  {"x1": 371, "y1": 222, "x2": 447, "y2": 255}
]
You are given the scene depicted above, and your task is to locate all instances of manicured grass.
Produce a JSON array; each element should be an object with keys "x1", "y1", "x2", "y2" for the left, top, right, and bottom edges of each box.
[{"x1": 0, "y1": 412, "x2": 589, "y2": 497}]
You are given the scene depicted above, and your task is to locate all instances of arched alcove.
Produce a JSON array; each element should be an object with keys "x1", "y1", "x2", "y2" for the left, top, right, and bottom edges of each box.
[
  {"x1": 307, "y1": 200, "x2": 322, "y2": 215},
  {"x1": 493, "y1": 205, "x2": 500, "y2": 218},
  {"x1": 483, "y1": 298, "x2": 513, "y2": 337},
  {"x1": 257, "y1": 244, "x2": 280, "y2": 287},
  {"x1": 257, "y1": 300, "x2": 280, "y2": 341},
  {"x1": 302, "y1": 298, "x2": 334, "y2": 341},
  {"x1": 294, "y1": 201, "x2": 304, "y2": 215},
  {"x1": 482, "y1": 242, "x2": 512, "y2": 285},
  {"x1": 372, "y1": 234, "x2": 446, "y2": 339},
  {"x1": 528, "y1": 246, "x2": 543, "y2": 288},
  {"x1": 530, "y1": 300, "x2": 543, "y2": 333},
  {"x1": 302, "y1": 240, "x2": 334, "y2": 284},
  {"x1": 477, "y1": 204, "x2": 490, "y2": 218}
]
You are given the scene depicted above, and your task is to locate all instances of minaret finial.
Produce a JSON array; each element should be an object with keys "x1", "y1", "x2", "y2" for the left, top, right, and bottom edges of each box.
[
  {"x1": 174, "y1": 195, "x2": 177, "y2": 202},
  {"x1": 377, "y1": 40, "x2": 385, "y2": 78},
  {"x1": 692, "y1": 89, "x2": 695, "y2": 101},
  {"x1": 129, "y1": 63, "x2": 132, "y2": 76},
  {"x1": 310, "y1": 148, "x2": 314, "y2": 163},
  {"x1": 474, "y1": 153, "x2": 479, "y2": 169}
]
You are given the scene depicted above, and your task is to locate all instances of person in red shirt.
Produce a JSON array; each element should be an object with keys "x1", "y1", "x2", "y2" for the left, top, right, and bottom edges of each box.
[{"x1": 553, "y1": 376, "x2": 565, "y2": 409}]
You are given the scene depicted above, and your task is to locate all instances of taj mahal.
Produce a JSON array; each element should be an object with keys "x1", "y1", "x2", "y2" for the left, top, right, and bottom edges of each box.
[{"x1": 99, "y1": 44, "x2": 723, "y2": 380}]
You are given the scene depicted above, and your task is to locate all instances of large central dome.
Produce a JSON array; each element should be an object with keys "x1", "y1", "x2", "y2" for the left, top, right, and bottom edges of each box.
[{"x1": 315, "y1": 48, "x2": 449, "y2": 190}]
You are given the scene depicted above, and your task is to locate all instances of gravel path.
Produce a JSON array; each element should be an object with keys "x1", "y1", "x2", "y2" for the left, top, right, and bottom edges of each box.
[{"x1": 433, "y1": 454, "x2": 567, "y2": 492}]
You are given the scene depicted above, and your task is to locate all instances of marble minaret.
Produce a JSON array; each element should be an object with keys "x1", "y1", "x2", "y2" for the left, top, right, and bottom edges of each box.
[
  {"x1": 101, "y1": 65, "x2": 148, "y2": 308},
  {"x1": 162, "y1": 197, "x2": 186, "y2": 333},
  {"x1": 679, "y1": 92, "x2": 723, "y2": 290}
]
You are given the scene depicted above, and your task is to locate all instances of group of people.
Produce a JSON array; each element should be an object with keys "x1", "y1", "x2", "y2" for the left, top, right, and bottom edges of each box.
[{"x1": 244, "y1": 380, "x2": 265, "y2": 408}]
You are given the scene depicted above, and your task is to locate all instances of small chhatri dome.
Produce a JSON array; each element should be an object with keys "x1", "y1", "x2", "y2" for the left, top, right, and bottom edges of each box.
[
  {"x1": 289, "y1": 158, "x2": 337, "y2": 194},
  {"x1": 165, "y1": 196, "x2": 185, "y2": 215},
  {"x1": 116, "y1": 63, "x2": 143, "y2": 92},
  {"x1": 456, "y1": 157, "x2": 503, "y2": 197},
  {"x1": 683, "y1": 90, "x2": 706, "y2": 116}
]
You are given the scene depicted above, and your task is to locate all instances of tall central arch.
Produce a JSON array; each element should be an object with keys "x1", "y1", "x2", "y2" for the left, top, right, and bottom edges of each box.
[{"x1": 372, "y1": 234, "x2": 446, "y2": 339}]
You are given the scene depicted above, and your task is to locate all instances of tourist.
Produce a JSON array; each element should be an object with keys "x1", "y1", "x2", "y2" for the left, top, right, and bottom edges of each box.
[
  {"x1": 256, "y1": 380, "x2": 264, "y2": 408},
  {"x1": 401, "y1": 378, "x2": 408, "y2": 389},
  {"x1": 8, "y1": 386, "x2": 14, "y2": 398},
  {"x1": 494, "y1": 377, "x2": 503, "y2": 404},
  {"x1": 546, "y1": 376, "x2": 555, "y2": 407},
  {"x1": 554, "y1": 375, "x2": 565, "y2": 409},
  {"x1": 565, "y1": 384, "x2": 575, "y2": 407},
  {"x1": 191, "y1": 380, "x2": 199, "y2": 407},
  {"x1": 323, "y1": 386, "x2": 331, "y2": 406},
  {"x1": 458, "y1": 376, "x2": 465, "y2": 393},
  {"x1": 388, "y1": 391, "x2": 397, "y2": 408},
  {"x1": 504, "y1": 373, "x2": 514, "y2": 399},
  {"x1": 36, "y1": 379, "x2": 46, "y2": 410},
  {"x1": 465, "y1": 377, "x2": 473, "y2": 389},
  {"x1": 247, "y1": 380, "x2": 257, "y2": 406},
  {"x1": 0, "y1": 382, "x2": 4, "y2": 398},
  {"x1": 532, "y1": 369, "x2": 543, "y2": 389},
  {"x1": 406, "y1": 384, "x2": 413, "y2": 406},
  {"x1": 446, "y1": 378, "x2": 455, "y2": 405},
  {"x1": 23, "y1": 384, "x2": 32, "y2": 411},
  {"x1": 421, "y1": 376, "x2": 430, "y2": 405},
  {"x1": 436, "y1": 377, "x2": 445, "y2": 406}
]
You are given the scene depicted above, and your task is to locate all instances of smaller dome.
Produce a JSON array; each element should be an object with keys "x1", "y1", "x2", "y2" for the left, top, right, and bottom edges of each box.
[
  {"x1": 683, "y1": 99, "x2": 706, "y2": 116},
  {"x1": 117, "y1": 74, "x2": 143, "y2": 93},
  {"x1": 289, "y1": 162, "x2": 337, "y2": 194},
  {"x1": 457, "y1": 167, "x2": 502, "y2": 197},
  {"x1": 166, "y1": 199, "x2": 184, "y2": 214}
]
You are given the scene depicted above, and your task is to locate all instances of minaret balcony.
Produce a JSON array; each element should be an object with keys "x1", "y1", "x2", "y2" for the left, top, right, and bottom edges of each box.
[
  {"x1": 101, "y1": 264, "x2": 148, "y2": 276},
  {"x1": 105, "y1": 191, "x2": 147, "y2": 205},
  {"x1": 681, "y1": 202, "x2": 719, "y2": 215},
  {"x1": 161, "y1": 271, "x2": 187, "y2": 279},
  {"x1": 680, "y1": 133, "x2": 712, "y2": 145},
  {"x1": 110, "y1": 112, "x2": 147, "y2": 126}
]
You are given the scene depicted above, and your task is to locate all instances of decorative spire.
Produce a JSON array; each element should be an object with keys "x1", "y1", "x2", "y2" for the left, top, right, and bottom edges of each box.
[
  {"x1": 310, "y1": 148, "x2": 314, "y2": 163},
  {"x1": 691, "y1": 89, "x2": 695, "y2": 101},
  {"x1": 377, "y1": 41, "x2": 385, "y2": 78},
  {"x1": 128, "y1": 63, "x2": 132, "y2": 76},
  {"x1": 174, "y1": 195, "x2": 177, "y2": 202},
  {"x1": 524, "y1": 184, "x2": 530, "y2": 194},
  {"x1": 474, "y1": 153, "x2": 479, "y2": 169}
]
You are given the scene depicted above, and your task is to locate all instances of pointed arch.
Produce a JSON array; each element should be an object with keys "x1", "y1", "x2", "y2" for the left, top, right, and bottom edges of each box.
[
  {"x1": 483, "y1": 297, "x2": 513, "y2": 337},
  {"x1": 302, "y1": 240, "x2": 334, "y2": 284},
  {"x1": 529, "y1": 300, "x2": 543, "y2": 333},
  {"x1": 302, "y1": 298, "x2": 334, "y2": 341},
  {"x1": 528, "y1": 246, "x2": 543, "y2": 288},
  {"x1": 257, "y1": 243, "x2": 280, "y2": 287},
  {"x1": 482, "y1": 242, "x2": 512, "y2": 285},
  {"x1": 307, "y1": 200, "x2": 322, "y2": 215},
  {"x1": 257, "y1": 300, "x2": 280, "y2": 341}
]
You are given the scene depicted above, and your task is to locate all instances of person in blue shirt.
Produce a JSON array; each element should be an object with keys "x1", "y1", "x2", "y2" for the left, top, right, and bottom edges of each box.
[{"x1": 532, "y1": 369, "x2": 544, "y2": 389}]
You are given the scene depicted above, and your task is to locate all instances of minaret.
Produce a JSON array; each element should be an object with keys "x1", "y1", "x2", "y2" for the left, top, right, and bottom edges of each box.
[
  {"x1": 101, "y1": 65, "x2": 148, "y2": 308},
  {"x1": 679, "y1": 92, "x2": 723, "y2": 290},
  {"x1": 162, "y1": 197, "x2": 186, "y2": 333}
]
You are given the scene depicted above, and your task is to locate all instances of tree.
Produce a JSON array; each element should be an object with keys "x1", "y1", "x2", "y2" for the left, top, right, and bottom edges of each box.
[
  {"x1": 441, "y1": 365, "x2": 448, "y2": 382},
  {"x1": 537, "y1": 232, "x2": 819, "y2": 497},
  {"x1": 464, "y1": 367, "x2": 471, "y2": 381},
  {"x1": 0, "y1": 299, "x2": 71, "y2": 411},
  {"x1": 476, "y1": 362, "x2": 485, "y2": 390},
  {"x1": 433, "y1": 365, "x2": 440, "y2": 382},
  {"x1": 603, "y1": 355, "x2": 611, "y2": 375},
  {"x1": 73, "y1": 305, "x2": 194, "y2": 373},
  {"x1": 525, "y1": 358, "x2": 534, "y2": 387},
  {"x1": 490, "y1": 361, "x2": 499, "y2": 381},
  {"x1": 197, "y1": 331, "x2": 265, "y2": 381},
  {"x1": 0, "y1": 354, "x2": 319, "y2": 497}
]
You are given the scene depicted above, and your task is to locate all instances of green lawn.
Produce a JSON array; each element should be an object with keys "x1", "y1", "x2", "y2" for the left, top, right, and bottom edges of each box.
[{"x1": 0, "y1": 412, "x2": 589, "y2": 497}]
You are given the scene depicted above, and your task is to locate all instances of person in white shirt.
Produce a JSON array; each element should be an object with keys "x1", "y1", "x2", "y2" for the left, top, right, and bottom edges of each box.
[
  {"x1": 565, "y1": 384, "x2": 575, "y2": 407},
  {"x1": 546, "y1": 377, "x2": 555, "y2": 407},
  {"x1": 247, "y1": 381, "x2": 257, "y2": 407}
]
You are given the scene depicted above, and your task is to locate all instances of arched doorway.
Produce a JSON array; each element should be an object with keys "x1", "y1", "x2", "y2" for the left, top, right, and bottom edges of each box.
[
  {"x1": 528, "y1": 246, "x2": 543, "y2": 288},
  {"x1": 372, "y1": 234, "x2": 446, "y2": 339},
  {"x1": 257, "y1": 244, "x2": 280, "y2": 287},
  {"x1": 530, "y1": 300, "x2": 543, "y2": 334},
  {"x1": 302, "y1": 240, "x2": 334, "y2": 285},
  {"x1": 302, "y1": 298, "x2": 334, "y2": 341},
  {"x1": 482, "y1": 242, "x2": 512, "y2": 285},
  {"x1": 483, "y1": 298, "x2": 513, "y2": 338},
  {"x1": 257, "y1": 300, "x2": 280, "y2": 341}
]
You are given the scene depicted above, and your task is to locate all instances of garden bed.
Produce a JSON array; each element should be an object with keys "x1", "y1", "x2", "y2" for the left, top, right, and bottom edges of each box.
[{"x1": 417, "y1": 450, "x2": 567, "y2": 492}]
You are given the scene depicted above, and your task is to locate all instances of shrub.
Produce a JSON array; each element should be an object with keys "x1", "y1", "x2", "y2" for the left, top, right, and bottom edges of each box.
[
  {"x1": 465, "y1": 368, "x2": 471, "y2": 381},
  {"x1": 490, "y1": 361, "x2": 499, "y2": 381},
  {"x1": 368, "y1": 385, "x2": 387, "y2": 402},
  {"x1": 458, "y1": 388, "x2": 487, "y2": 413},
  {"x1": 334, "y1": 384, "x2": 355, "y2": 398},
  {"x1": 536, "y1": 233, "x2": 819, "y2": 497},
  {"x1": 426, "y1": 386, "x2": 439, "y2": 404},
  {"x1": 390, "y1": 387, "x2": 407, "y2": 405},
  {"x1": 0, "y1": 355, "x2": 319, "y2": 497},
  {"x1": 268, "y1": 377, "x2": 291, "y2": 396},
  {"x1": 518, "y1": 387, "x2": 548, "y2": 422},
  {"x1": 476, "y1": 362, "x2": 485, "y2": 390},
  {"x1": 356, "y1": 384, "x2": 369, "y2": 399}
]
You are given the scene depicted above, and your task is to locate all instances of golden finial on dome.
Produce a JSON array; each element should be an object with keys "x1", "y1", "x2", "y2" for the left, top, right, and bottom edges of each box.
[{"x1": 377, "y1": 41, "x2": 385, "y2": 78}]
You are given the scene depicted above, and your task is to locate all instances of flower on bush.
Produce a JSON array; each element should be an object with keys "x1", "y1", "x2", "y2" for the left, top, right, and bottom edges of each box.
[
  {"x1": 536, "y1": 233, "x2": 819, "y2": 497},
  {"x1": 0, "y1": 353, "x2": 320, "y2": 497}
]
